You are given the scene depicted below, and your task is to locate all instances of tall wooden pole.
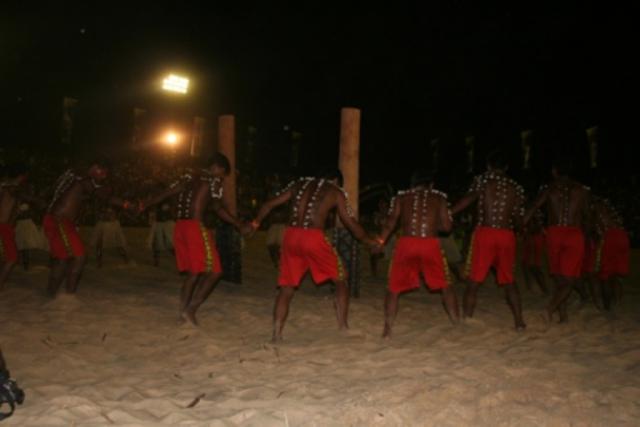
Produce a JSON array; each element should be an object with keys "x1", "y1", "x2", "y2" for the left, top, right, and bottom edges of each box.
[
  {"x1": 218, "y1": 115, "x2": 237, "y2": 216},
  {"x1": 337, "y1": 107, "x2": 361, "y2": 297},
  {"x1": 339, "y1": 107, "x2": 361, "y2": 219},
  {"x1": 216, "y1": 114, "x2": 241, "y2": 283}
]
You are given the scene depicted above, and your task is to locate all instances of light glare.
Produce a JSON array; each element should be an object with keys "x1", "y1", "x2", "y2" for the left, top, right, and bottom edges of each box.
[{"x1": 162, "y1": 74, "x2": 189, "y2": 94}]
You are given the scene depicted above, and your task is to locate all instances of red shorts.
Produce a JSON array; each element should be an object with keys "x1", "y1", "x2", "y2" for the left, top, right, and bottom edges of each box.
[
  {"x1": 173, "y1": 220, "x2": 222, "y2": 274},
  {"x1": 582, "y1": 238, "x2": 596, "y2": 275},
  {"x1": 546, "y1": 226, "x2": 584, "y2": 278},
  {"x1": 598, "y1": 228, "x2": 630, "y2": 280},
  {"x1": 522, "y1": 233, "x2": 545, "y2": 267},
  {"x1": 278, "y1": 227, "x2": 345, "y2": 287},
  {"x1": 0, "y1": 223, "x2": 18, "y2": 263},
  {"x1": 42, "y1": 214, "x2": 85, "y2": 260},
  {"x1": 388, "y1": 236, "x2": 449, "y2": 293},
  {"x1": 466, "y1": 227, "x2": 516, "y2": 285}
]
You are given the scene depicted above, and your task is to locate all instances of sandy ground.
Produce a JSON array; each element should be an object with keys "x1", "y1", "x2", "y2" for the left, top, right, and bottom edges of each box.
[{"x1": 1, "y1": 228, "x2": 639, "y2": 426}]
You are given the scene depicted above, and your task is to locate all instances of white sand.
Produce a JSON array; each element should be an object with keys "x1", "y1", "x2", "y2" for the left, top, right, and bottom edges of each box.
[{"x1": 1, "y1": 229, "x2": 639, "y2": 426}]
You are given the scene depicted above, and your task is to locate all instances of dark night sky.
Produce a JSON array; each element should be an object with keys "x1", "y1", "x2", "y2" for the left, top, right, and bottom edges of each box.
[{"x1": 1, "y1": 3, "x2": 633, "y2": 186}]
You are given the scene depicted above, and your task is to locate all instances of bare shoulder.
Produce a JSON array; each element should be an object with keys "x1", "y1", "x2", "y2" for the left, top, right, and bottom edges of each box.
[{"x1": 430, "y1": 188, "x2": 449, "y2": 204}]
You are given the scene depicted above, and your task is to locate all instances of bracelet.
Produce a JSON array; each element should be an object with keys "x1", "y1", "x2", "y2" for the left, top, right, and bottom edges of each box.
[{"x1": 251, "y1": 220, "x2": 260, "y2": 229}]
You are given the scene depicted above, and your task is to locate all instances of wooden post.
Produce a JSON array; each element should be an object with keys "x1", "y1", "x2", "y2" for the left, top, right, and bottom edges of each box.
[
  {"x1": 218, "y1": 115, "x2": 237, "y2": 216},
  {"x1": 337, "y1": 107, "x2": 361, "y2": 297},
  {"x1": 339, "y1": 107, "x2": 361, "y2": 219},
  {"x1": 217, "y1": 114, "x2": 241, "y2": 283}
]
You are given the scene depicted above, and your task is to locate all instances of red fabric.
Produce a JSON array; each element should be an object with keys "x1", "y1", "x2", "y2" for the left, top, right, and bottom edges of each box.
[
  {"x1": 173, "y1": 220, "x2": 222, "y2": 274},
  {"x1": 522, "y1": 233, "x2": 545, "y2": 267},
  {"x1": 582, "y1": 238, "x2": 596, "y2": 274},
  {"x1": 278, "y1": 227, "x2": 344, "y2": 287},
  {"x1": 546, "y1": 226, "x2": 584, "y2": 278},
  {"x1": 43, "y1": 214, "x2": 85, "y2": 260},
  {"x1": 388, "y1": 236, "x2": 449, "y2": 293},
  {"x1": 466, "y1": 226, "x2": 516, "y2": 285},
  {"x1": 598, "y1": 228, "x2": 630, "y2": 280},
  {"x1": 0, "y1": 223, "x2": 18, "y2": 263}
]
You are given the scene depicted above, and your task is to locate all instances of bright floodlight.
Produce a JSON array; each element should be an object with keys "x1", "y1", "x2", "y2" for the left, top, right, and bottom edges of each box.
[
  {"x1": 164, "y1": 131, "x2": 179, "y2": 146},
  {"x1": 162, "y1": 74, "x2": 189, "y2": 94}
]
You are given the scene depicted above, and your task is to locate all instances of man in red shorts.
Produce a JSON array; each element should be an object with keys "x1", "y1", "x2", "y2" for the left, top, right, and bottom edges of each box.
[
  {"x1": 253, "y1": 170, "x2": 377, "y2": 341},
  {"x1": 44, "y1": 158, "x2": 132, "y2": 297},
  {"x1": 525, "y1": 157, "x2": 590, "y2": 323},
  {"x1": 144, "y1": 153, "x2": 250, "y2": 326},
  {"x1": 452, "y1": 150, "x2": 526, "y2": 330},
  {"x1": 0, "y1": 163, "x2": 33, "y2": 291},
  {"x1": 520, "y1": 206, "x2": 549, "y2": 295},
  {"x1": 377, "y1": 169, "x2": 459, "y2": 338},
  {"x1": 591, "y1": 196, "x2": 629, "y2": 311}
]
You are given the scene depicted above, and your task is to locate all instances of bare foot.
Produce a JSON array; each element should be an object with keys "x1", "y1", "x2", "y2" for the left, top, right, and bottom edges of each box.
[
  {"x1": 382, "y1": 325, "x2": 392, "y2": 339},
  {"x1": 271, "y1": 333, "x2": 283, "y2": 343},
  {"x1": 181, "y1": 310, "x2": 199, "y2": 327},
  {"x1": 515, "y1": 321, "x2": 527, "y2": 331}
]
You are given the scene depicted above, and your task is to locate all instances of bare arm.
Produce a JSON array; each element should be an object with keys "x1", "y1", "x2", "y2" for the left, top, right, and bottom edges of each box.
[
  {"x1": 336, "y1": 191, "x2": 372, "y2": 244},
  {"x1": 438, "y1": 199, "x2": 453, "y2": 233},
  {"x1": 254, "y1": 190, "x2": 293, "y2": 226},
  {"x1": 212, "y1": 199, "x2": 243, "y2": 229},
  {"x1": 451, "y1": 192, "x2": 478, "y2": 216},
  {"x1": 17, "y1": 191, "x2": 47, "y2": 210},
  {"x1": 143, "y1": 182, "x2": 185, "y2": 210},
  {"x1": 524, "y1": 188, "x2": 548, "y2": 225},
  {"x1": 512, "y1": 192, "x2": 526, "y2": 232},
  {"x1": 379, "y1": 197, "x2": 401, "y2": 243}
]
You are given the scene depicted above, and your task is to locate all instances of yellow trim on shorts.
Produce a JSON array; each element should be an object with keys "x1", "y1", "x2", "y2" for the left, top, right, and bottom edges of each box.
[
  {"x1": 199, "y1": 223, "x2": 213, "y2": 273},
  {"x1": 323, "y1": 233, "x2": 345, "y2": 281},
  {"x1": 463, "y1": 230, "x2": 476, "y2": 279},
  {"x1": 57, "y1": 220, "x2": 73, "y2": 256}
]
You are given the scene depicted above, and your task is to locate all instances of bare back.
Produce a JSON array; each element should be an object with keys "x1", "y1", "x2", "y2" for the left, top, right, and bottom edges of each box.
[
  {"x1": 543, "y1": 179, "x2": 589, "y2": 227},
  {"x1": 286, "y1": 178, "x2": 353, "y2": 229},
  {"x1": 175, "y1": 170, "x2": 223, "y2": 221},
  {"x1": 394, "y1": 187, "x2": 450, "y2": 237},
  {"x1": 471, "y1": 171, "x2": 525, "y2": 229},
  {"x1": 48, "y1": 170, "x2": 93, "y2": 221},
  {"x1": 592, "y1": 197, "x2": 623, "y2": 234}
]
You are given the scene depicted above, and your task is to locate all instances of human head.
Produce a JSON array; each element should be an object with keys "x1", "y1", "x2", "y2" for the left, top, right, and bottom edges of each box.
[
  {"x1": 411, "y1": 169, "x2": 435, "y2": 187},
  {"x1": 5, "y1": 162, "x2": 28, "y2": 184},
  {"x1": 207, "y1": 152, "x2": 231, "y2": 178},
  {"x1": 552, "y1": 155, "x2": 573, "y2": 179},
  {"x1": 88, "y1": 157, "x2": 112, "y2": 182},
  {"x1": 320, "y1": 168, "x2": 344, "y2": 187},
  {"x1": 486, "y1": 149, "x2": 508, "y2": 172}
]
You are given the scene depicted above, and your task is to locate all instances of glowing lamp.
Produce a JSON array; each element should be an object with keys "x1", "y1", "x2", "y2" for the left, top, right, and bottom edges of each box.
[{"x1": 162, "y1": 74, "x2": 189, "y2": 94}]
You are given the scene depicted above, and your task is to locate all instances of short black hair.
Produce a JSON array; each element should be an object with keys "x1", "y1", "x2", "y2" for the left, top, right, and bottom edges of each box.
[
  {"x1": 320, "y1": 168, "x2": 344, "y2": 186},
  {"x1": 553, "y1": 155, "x2": 573, "y2": 176},
  {"x1": 5, "y1": 162, "x2": 28, "y2": 179},
  {"x1": 411, "y1": 169, "x2": 435, "y2": 187},
  {"x1": 90, "y1": 156, "x2": 113, "y2": 171},
  {"x1": 207, "y1": 152, "x2": 231, "y2": 174},
  {"x1": 486, "y1": 149, "x2": 508, "y2": 170}
]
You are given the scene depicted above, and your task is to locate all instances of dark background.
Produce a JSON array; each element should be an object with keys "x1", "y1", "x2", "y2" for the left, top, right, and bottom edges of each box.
[{"x1": 1, "y1": 3, "x2": 633, "y2": 188}]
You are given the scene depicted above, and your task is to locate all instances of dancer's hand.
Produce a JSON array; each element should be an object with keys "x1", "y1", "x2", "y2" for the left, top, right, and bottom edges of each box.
[{"x1": 240, "y1": 222, "x2": 256, "y2": 237}]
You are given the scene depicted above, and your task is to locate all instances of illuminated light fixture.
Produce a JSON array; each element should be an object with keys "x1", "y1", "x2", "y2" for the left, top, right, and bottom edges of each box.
[
  {"x1": 164, "y1": 131, "x2": 180, "y2": 146},
  {"x1": 162, "y1": 74, "x2": 189, "y2": 94}
]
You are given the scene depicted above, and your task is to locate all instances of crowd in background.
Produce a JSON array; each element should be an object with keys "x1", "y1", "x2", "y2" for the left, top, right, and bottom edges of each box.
[{"x1": 1, "y1": 148, "x2": 638, "y2": 247}]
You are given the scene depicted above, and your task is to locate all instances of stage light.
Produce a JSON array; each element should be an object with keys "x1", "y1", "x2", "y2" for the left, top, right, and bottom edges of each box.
[
  {"x1": 164, "y1": 131, "x2": 180, "y2": 146},
  {"x1": 162, "y1": 74, "x2": 189, "y2": 94}
]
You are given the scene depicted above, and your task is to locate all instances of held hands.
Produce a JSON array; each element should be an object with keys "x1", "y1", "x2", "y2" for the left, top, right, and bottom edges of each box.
[
  {"x1": 239, "y1": 220, "x2": 259, "y2": 237},
  {"x1": 364, "y1": 235, "x2": 385, "y2": 252}
]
